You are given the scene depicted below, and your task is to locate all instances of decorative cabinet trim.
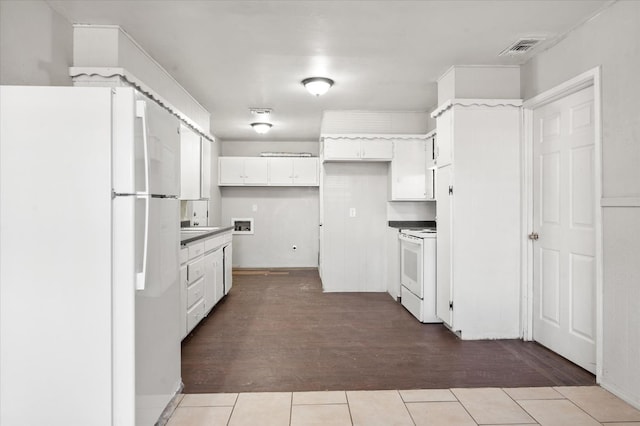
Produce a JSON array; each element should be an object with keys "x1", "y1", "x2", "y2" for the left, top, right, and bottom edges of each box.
[
  {"x1": 430, "y1": 98, "x2": 523, "y2": 119},
  {"x1": 70, "y1": 66, "x2": 215, "y2": 142}
]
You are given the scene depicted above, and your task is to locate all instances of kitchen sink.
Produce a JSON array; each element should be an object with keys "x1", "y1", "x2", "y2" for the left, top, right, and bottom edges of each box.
[{"x1": 180, "y1": 226, "x2": 220, "y2": 232}]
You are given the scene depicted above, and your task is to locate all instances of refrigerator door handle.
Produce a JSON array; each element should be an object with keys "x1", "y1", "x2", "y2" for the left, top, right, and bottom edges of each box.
[
  {"x1": 136, "y1": 195, "x2": 150, "y2": 290},
  {"x1": 136, "y1": 100, "x2": 150, "y2": 195}
]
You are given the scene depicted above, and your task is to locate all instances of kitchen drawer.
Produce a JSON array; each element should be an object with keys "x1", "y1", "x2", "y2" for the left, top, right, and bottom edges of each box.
[
  {"x1": 187, "y1": 257, "x2": 205, "y2": 283},
  {"x1": 187, "y1": 278, "x2": 204, "y2": 308},
  {"x1": 401, "y1": 285, "x2": 423, "y2": 322},
  {"x1": 221, "y1": 232, "x2": 232, "y2": 244},
  {"x1": 187, "y1": 298, "x2": 205, "y2": 333},
  {"x1": 205, "y1": 235, "x2": 225, "y2": 252},
  {"x1": 188, "y1": 241, "x2": 205, "y2": 259},
  {"x1": 180, "y1": 247, "x2": 189, "y2": 265}
]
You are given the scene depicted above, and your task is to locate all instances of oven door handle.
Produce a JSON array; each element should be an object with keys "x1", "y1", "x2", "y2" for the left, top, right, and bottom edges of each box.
[{"x1": 399, "y1": 233, "x2": 420, "y2": 243}]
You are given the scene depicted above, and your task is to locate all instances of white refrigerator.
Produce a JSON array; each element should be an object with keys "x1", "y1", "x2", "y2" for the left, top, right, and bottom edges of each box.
[{"x1": 0, "y1": 86, "x2": 182, "y2": 425}]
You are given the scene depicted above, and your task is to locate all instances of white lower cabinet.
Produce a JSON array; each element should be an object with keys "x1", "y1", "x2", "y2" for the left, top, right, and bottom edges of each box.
[
  {"x1": 184, "y1": 243, "x2": 206, "y2": 336},
  {"x1": 203, "y1": 246, "x2": 224, "y2": 312},
  {"x1": 186, "y1": 299, "x2": 205, "y2": 333},
  {"x1": 179, "y1": 248, "x2": 188, "y2": 339},
  {"x1": 181, "y1": 231, "x2": 233, "y2": 338},
  {"x1": 214, "y1": 249, "x2": 224, "y2": 304}
]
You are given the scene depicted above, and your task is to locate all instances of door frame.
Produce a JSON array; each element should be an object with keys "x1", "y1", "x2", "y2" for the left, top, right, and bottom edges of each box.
[{"x1": 521, "y1": 66, "x2": 603, "y2": 380}]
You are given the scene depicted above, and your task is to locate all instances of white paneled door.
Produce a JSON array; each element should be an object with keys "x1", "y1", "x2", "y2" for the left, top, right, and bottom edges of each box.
[{"x1": 532, "y1": 86, "x2": 596, "y2": 373}]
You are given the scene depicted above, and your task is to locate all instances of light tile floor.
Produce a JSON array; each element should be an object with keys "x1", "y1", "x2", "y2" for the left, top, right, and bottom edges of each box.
[{"x1": 166, "y1": 386, "x2": 640, "y2": 426}]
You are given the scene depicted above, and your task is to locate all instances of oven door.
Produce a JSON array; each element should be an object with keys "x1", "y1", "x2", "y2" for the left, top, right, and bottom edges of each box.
[{"x1": 399, "y1": 233, "x2": 423, "y2": 298}]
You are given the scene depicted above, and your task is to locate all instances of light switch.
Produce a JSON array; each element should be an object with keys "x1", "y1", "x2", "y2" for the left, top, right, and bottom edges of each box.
[{"x1": 349, "y1": 207, "x2": 356, "y2": 217}]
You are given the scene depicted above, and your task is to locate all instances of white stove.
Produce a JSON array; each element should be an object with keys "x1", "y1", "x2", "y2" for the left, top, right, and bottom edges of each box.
[
  {"x1": 399, "y1": 228, "x2": 436, "y2": 239},
  {"x1": 398, "y1": 228, "x2": 440, "y2": 323}
]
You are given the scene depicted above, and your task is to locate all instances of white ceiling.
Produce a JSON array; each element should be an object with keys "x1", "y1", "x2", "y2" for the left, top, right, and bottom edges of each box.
[{"x1": 48, "y1": 0, "x2": 610, "y2": 142}]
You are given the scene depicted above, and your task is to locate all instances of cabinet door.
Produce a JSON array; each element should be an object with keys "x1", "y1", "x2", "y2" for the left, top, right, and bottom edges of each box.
[
  {"x1": 292, "y1": 158, "x2": 318, "y2": 185},
  {"x1": 390, "y1": 139, "x2": 427, "y2": 200},
  {"x1": 224, "y1": 244, "x2": 232, "y2": 295},
  {"x1": 203, "y1": 251, "x2": 216, "y2": 313},
  {"x1": 425, "y1": 135, "x2": 436, "y2": 200},
  {"x1": 200, "y1": 139, "x2": 211, "y2": 199},
  {"x1": 436, "y1": 109, "x2": 453, "y2": 167},
  {"x1": 218, "y1": 157, "x2": 245, "y2": 185},
  {"x1": 268, "y1": 158, "x2": 294, "y2": 185},
  {"x1": 243, "y1": 158, "x2": 268, "y2": 184},
  {"x1": 180, "y1": 124, "x2": 201, "y2": 199},
  {"x1": 436, "y1": 165, "x2": 453, "y2": 327},
  {"x1": 180, "y1": 264, "x2": 187, "y2": 338},
  {"x1": 214, "y1": 249, "x2": 224, "y2": 304},
  {"x1": 361, "y1": 139, "x2": 393, "y2": 160},
  {"x1": 145, "y1": 95, "x2": 181, "y2": 197},
  {"x1": 323, "y1": 139, "x2": 361, "y2": 160}
]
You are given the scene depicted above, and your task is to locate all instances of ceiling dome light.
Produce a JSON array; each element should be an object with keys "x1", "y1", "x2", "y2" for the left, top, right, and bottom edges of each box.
[
  {"x1": 302, "y1": 77, "x2": 334, "y2": 96},
  {"x1": 251, "y1": 122, "x2": 272, "y2": 134}
]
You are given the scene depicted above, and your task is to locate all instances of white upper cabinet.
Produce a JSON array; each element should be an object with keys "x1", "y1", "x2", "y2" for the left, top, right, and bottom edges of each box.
[
  {"x1": 434, "y1": 109, "x2": 453, "y2": 167},
  {"x1": 218, "y1": 157, "x2": 245, "y2": 185},
  {"x1": 292, "y1": 158, "x2": 319, "y2": 185},
  {"x1": 361, "y1": 139, "x2": 394, "y2": 160},
  {"x1": 267, "y1": 158, "x2": 293, "y2": 185},
  {"x1": 389, "y1": 136, "x2": 435, "y2": 201},
  {"x1": 323, "y1": 138, "x2": 393, "y2": 162},
  {"x1": 269, "y1": 157, "x2": 319, "y2": 186},
  {"x1": 219, "y1": 157, "x2": 268, "y2": 186},
  {"x1": 218, "y1": 157, "x2": 318, "y2": 186},
  {"x1": 180, "y1": 124, "x2": 201, "y2": 200},
  {"x1": 200, "y1": 139, "x2": 211, "y2": 199},
  {"x1": 323, "y1": 139, "x2": 361, "y2": 160},
  {"x1": 243, "y1": 158, "x2": 269, "y2": 185},
  {"x1": 180, "y1": 124, "x2": 211, "y2": 200}
]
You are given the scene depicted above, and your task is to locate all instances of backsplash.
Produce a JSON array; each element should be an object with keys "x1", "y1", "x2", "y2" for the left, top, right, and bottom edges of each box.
[
  {"x1": 387, "y1": 201, "x2": 436, "y2": 221},
  {"x1": 180, "y1": 200, "x2": 209, "y2": 226}
]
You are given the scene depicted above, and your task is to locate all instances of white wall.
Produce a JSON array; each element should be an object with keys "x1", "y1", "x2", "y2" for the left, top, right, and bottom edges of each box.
[
  {"x1": 387, "y1": 201, "x2": 436, "y2": 221},
  {"x1": 521, "y1": 0, "x2": 640, "y2": 408},
  {"x1": 321, "y1": 162, "x2": 389, "y2": 292},
  {"x1": 221, "y1": 187, "x2": 319, "y2": 268},
  {"x1": 0, "y1": 0, "x2": 73, "y2": 86}
]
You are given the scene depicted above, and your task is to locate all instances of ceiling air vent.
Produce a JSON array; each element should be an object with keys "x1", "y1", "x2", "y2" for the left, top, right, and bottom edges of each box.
[{"x1": 499, "y1": 38, "x2": 545, "y2": 56}]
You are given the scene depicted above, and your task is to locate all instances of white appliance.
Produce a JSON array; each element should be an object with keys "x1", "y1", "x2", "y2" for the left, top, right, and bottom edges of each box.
[
  {"x1": 399, "y1": 229, "x2": 440, "y2": 323},
  {"x1": 223, "y1": 241, "x2": 233, "y2": 295},
  {"x1": 0, "y1": 86, "x2": 181, "y2": 425}
]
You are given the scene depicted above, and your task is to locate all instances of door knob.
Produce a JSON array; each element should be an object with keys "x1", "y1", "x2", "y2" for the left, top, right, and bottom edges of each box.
[{"x1": 528, "y1": 232, "x2": 539, "y2": 240}]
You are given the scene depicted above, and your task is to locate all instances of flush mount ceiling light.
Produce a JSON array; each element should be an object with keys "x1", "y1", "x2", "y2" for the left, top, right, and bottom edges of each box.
[
  {"x1": 250, "y1": 122, "x2": 272, "y2": 134},
  {"x1": 249, "y1": 108, "x2": 273, "y2": 134},
  {"x1": 302, "y1": 77, "x2": 334, "y2": 96}
]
